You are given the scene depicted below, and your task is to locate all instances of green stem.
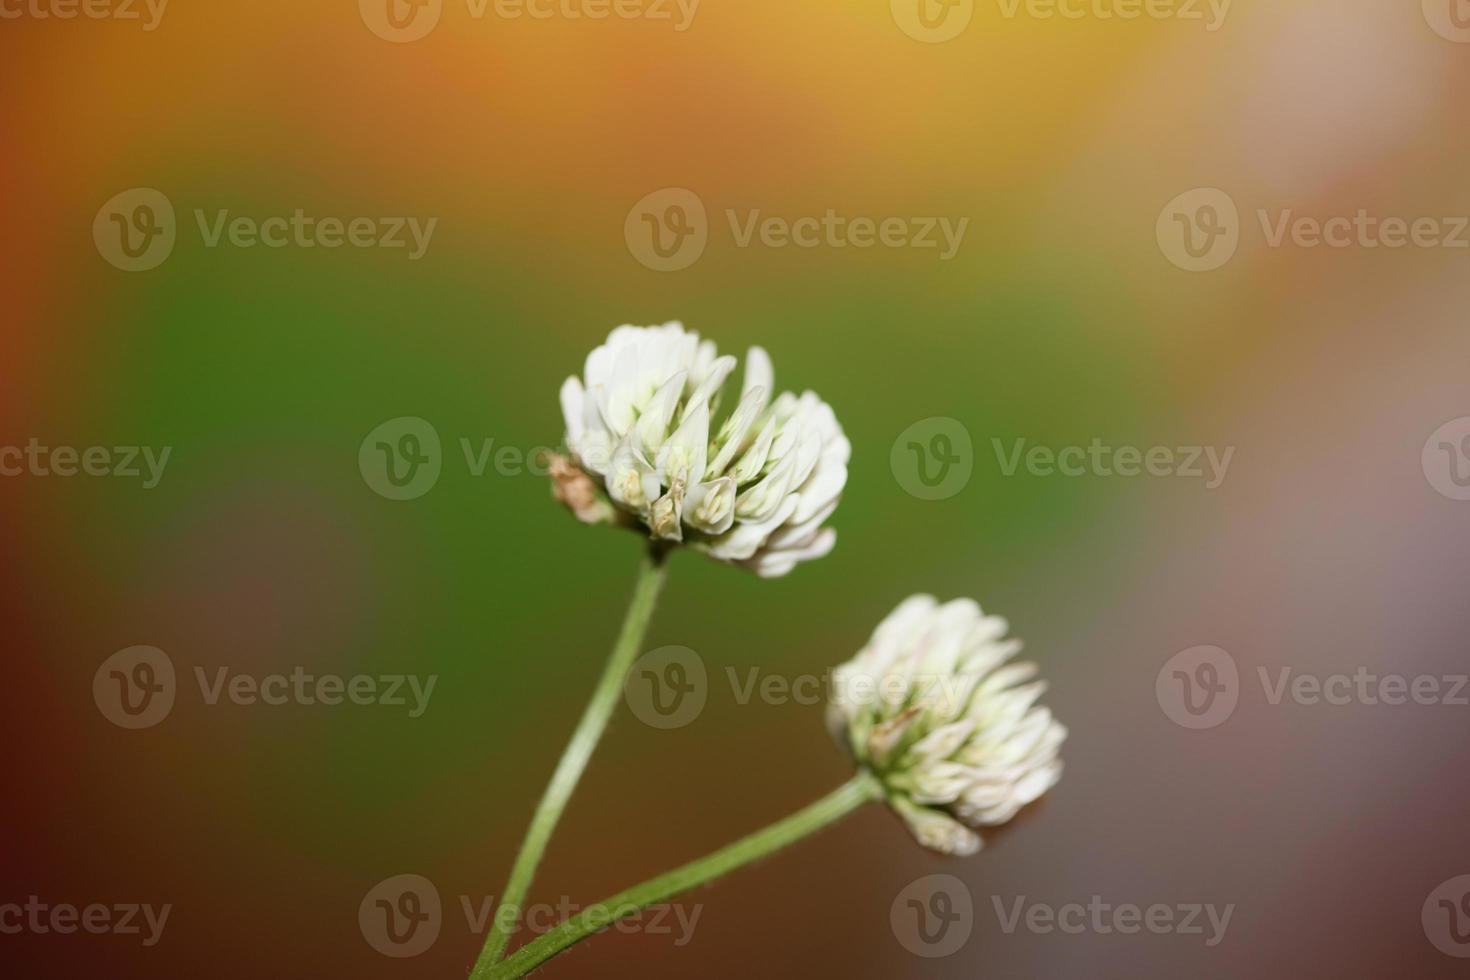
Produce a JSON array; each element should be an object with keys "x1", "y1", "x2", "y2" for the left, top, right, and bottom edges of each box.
[
  {"x1": 471, "y1": 545, "x2": 670, "y2": 975},
  {"x1": 488, "y1": 772, "x2": 883, "y2": 979}
]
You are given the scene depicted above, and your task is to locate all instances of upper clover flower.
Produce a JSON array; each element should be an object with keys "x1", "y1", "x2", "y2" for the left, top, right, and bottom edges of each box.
[
  {"x1": 556, "y1": 322, "x2": 849, "y2": 578},
  {"x1": 827, "y1": 595, "x2": 1066, "y2": 856}
]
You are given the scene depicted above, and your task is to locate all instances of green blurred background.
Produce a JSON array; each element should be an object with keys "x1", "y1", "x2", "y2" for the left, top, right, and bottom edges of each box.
[{"x1": 4, "y1": 0, "x2": 1470, "y2": 976}]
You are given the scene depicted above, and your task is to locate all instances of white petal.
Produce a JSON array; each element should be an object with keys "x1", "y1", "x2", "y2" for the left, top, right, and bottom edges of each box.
[
  {"x1": 895, "y1": 798, "x2": 982, "y2": 856},
  {"x1": 762, "y1": 497, "x2": 838, "y2": 551},
  {"x1": 742, "y1": 346, "x2": 773, "y2": 401},
  {"x1": 905, "y1": 761, "x2": 975, "y2": 806},
  {"x1": 734, "y1": 451, "x2": 797, "y2": 522},
  {"x1": 560, "y1": 376, "x2": 586, "y2": 448},
  {"x1": 655, "y1": 400, "x2": 709, "y2": 488},
  {"x1": 602, "y1": 343, "x2": 640, "y2": 435},
  {"x1": 790, "y1": 449, "x2": 847, "y2": 521},
  {"x1": 685, "y1": 355, "x2": 737, "y2": 418},
  {"x1": 908, "y1": 718, "x2": 976, "y2": 764},
  {"x1": 685, "y1": 476, "x2": 737, "y2": 535},
  {"x1": 729, "y1": 417, "x2": 777, "y2": 485},
  {"x1": 605, "y1": 431, "x2": 656, "y2": 514},
  {"x1": 707, "y1": 386, "x2": 767, "y2": 479},
  {"x1": 637, "y1": 370, "x2": 687, "y2": 452},
  {"x1": 745, "y1": 526, "x2": 836, "y2": 577},
  {"x1": 703, "y1": 495, "x2": 798, "y2": 560},
  {"x1": 648, "y1": 482, "x2": 685, "y2": 542}
]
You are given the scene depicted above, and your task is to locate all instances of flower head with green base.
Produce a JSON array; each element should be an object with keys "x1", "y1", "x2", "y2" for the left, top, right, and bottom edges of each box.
[
  {"x1": 556, "y1": 321, "x2": 848, "y2": 578},
  {"x1": 828, "y1": 595, "x2": 1067, "y2": 855}
]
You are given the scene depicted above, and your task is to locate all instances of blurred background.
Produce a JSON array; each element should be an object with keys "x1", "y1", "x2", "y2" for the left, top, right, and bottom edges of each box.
[{"x1": 3, "y1": 0, "x2": 1469, "y2": 976}]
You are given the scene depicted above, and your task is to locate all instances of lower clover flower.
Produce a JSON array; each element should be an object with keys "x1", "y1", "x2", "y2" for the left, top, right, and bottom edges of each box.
[
  {"x1": 827, "y1": 594, "x2": 1067, "y2": 855},
  {"x1": 481, "y1": 593, "x2": 1069, "y2": 978},
  {"x1": 556, "y1": 321, "x2": 849, "y2": 578}
]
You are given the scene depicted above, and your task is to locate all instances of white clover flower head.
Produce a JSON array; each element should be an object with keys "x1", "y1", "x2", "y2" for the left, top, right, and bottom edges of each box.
[
  {"x1": 558, "y1": 322, "x2": 849, "y2": 578},
  {"x1": 827, "y1": 595, "x2": 1066, "y2": 856}
]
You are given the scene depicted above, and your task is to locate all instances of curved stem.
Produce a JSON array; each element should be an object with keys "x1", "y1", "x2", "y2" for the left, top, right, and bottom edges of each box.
[
  {"x1": 472, "y1": 545, "x2": 670, "y2": 975},
  {"x1": 488, "y1": 772, "x2": 883, "y2": 979}
]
